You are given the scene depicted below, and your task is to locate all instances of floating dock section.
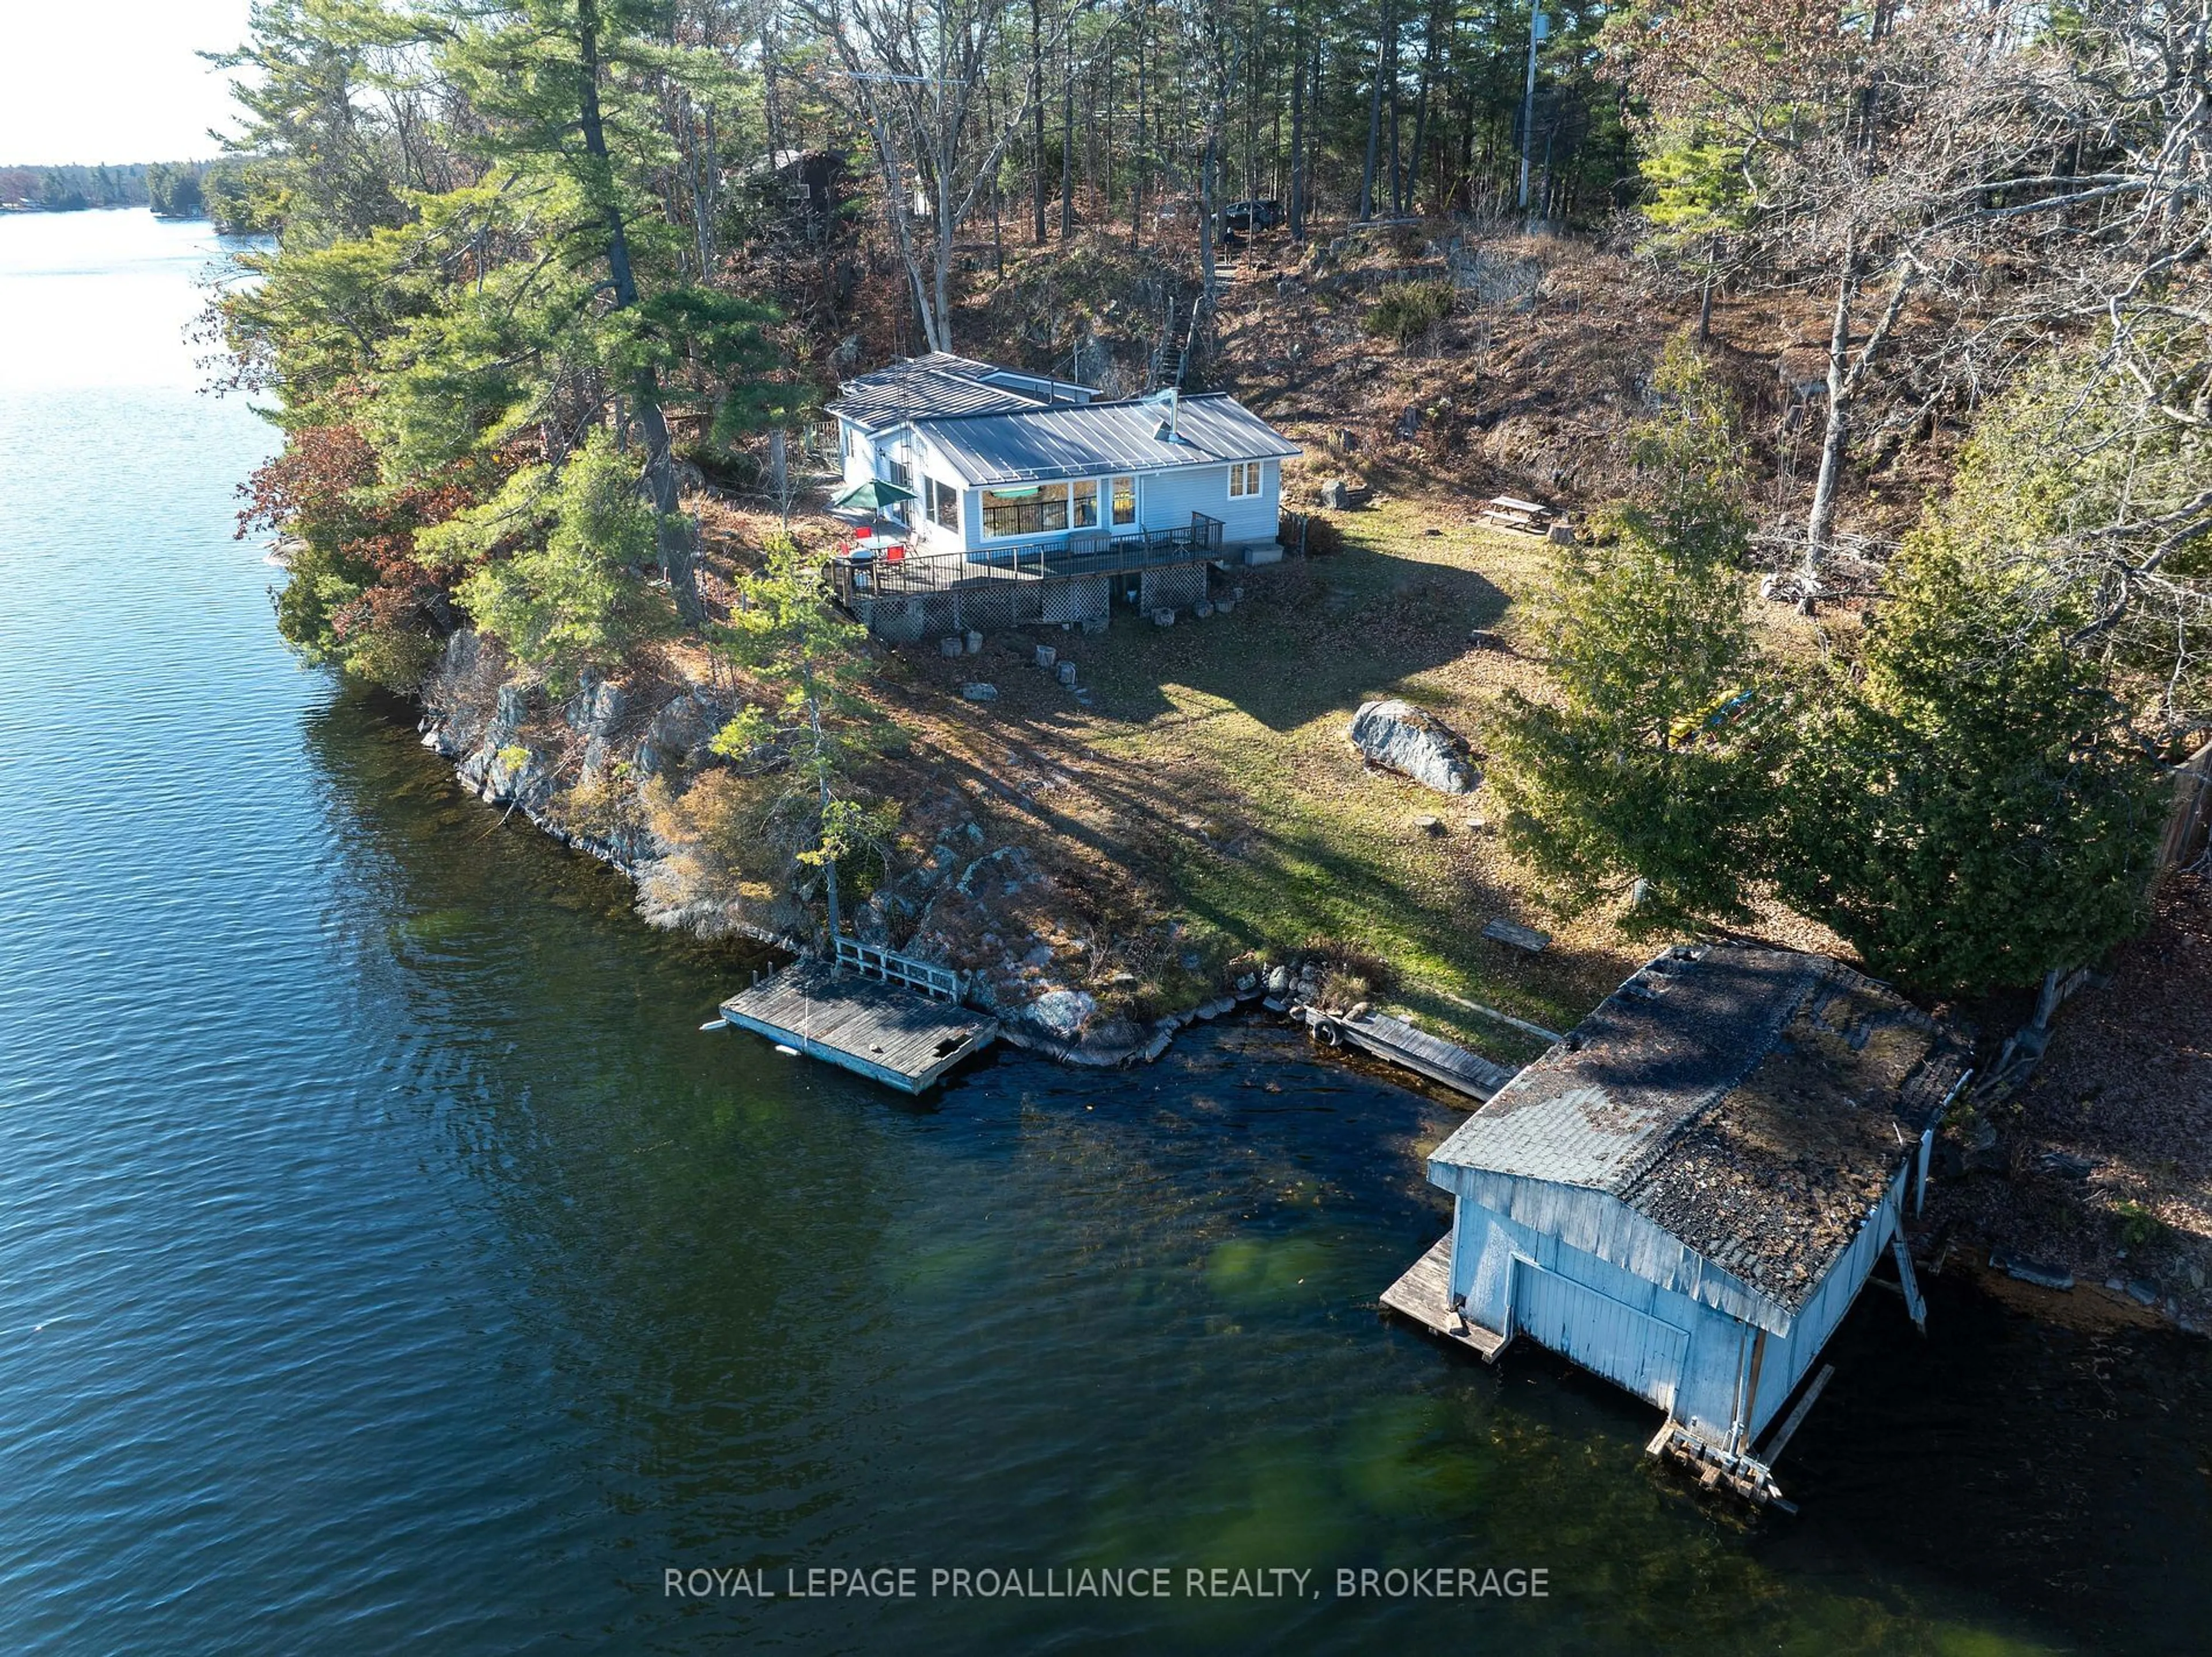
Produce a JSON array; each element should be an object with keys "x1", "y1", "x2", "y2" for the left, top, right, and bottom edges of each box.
[
  {"x1": 1298, "y1": 1007, "x2": 1519, "y2": 1100},
  {"x1": 717, "y1": 946, "x2": 998, "y2": 1095}
]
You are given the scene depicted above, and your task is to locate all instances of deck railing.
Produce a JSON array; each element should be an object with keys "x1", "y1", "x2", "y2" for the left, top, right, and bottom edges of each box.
[
  {"x1": 835, "y1": 935, "x2": 960, "y2": 1001},
  {"x1": 834, "y1": 512, "x2": 1225, "y2": 603}
]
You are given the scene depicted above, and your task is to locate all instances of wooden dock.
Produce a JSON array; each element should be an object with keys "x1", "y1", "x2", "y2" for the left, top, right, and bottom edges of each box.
[
  {"x1": 1330, "y1": 1010, "x2": 1518, "y2": 1100},
  {"x1": 718, "y1": 959, "x2": 998, "y2": 1095},
  {"x1": 1380, "y1": 1235, "x2": 1512, "y2": 1361}
]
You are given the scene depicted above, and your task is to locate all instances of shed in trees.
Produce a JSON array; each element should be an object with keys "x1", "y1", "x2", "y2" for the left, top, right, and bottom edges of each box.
[{"x1": 1384, "y1": 943, "x2": 1968, "y2": 1503}]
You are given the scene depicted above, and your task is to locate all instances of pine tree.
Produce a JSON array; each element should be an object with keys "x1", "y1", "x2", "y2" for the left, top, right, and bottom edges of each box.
[
  {"x1": 710, "y1": 536, "x2": 899, "y2": 941},
  {"x1": 441, "y1": 430, "x2": 681, "y2": 696},
  {"x1": 1489, "y1": 338, "x2": 1770, "y2": 925},
  {"x1": 1772, "y1": 508, "x2": 2168, "y2": 995}
]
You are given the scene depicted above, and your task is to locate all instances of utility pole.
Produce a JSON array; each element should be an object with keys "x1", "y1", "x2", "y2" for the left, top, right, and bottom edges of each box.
[{"x1": 1517, "y1": 1, "x2": 1546, "y2": 213}]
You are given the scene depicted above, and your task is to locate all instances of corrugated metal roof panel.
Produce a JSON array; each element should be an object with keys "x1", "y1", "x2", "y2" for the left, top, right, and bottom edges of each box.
[
  {"x1": 914, "y1": 394, "x2": 1303, "y2": 486},
  {"x1": 827, "y1": 353, "x2": 1048, "y2": 432}
]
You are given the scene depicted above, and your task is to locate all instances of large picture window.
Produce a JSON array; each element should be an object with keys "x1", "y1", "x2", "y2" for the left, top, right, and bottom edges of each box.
[
  {"x1": 925, "y1": 477, "x2": 960, "y2": 532},
  {"x1": 1111, "y1": 475, "x2": 1136, "y2": 527},
  {"x1": 1227, "y1": 461, "x2": 1263, "y2": 497},
  {"x1": 981, "y1": 483, "x2": 1071, "y2": 538}
]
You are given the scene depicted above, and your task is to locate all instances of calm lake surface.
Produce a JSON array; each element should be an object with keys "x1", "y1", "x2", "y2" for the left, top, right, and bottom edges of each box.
[{"x1": 1, "y1": 209, "x2": 2207, "y2": 1655}]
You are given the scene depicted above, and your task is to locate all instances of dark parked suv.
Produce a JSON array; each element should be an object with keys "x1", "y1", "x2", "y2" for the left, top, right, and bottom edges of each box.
[{"x1": 1221, "y1": 198, "x2": 1284, "y2": 233}]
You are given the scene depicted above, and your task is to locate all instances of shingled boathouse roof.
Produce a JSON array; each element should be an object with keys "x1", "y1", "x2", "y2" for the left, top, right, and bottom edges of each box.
[{"x1": 1430, "y1": 943, "x2": 1969, "y2": 1318}]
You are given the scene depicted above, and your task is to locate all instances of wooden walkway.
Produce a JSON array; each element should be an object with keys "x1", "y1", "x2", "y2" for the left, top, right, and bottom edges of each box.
[
  {"x1": 718, "y1": 960, "x2": 998, "y2": 1095},
  {"x1": 1335, "y1": 1011, "x2": 1518, "y2": 1100},
  {"x1": 1380, "y1": 1235, "x2": 1511, "y2": 1361}
]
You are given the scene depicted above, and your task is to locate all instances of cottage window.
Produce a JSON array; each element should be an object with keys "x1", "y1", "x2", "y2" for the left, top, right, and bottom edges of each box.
[
  {"x1": 981, "y1": 483, "x2": 1071, "y2": 538},
  {"x1": 885, "y1": 456, "x2": 912, "y2": 491},
  {"x1": 926, "y1": 478, "x2": 960, "y2": 532},
  {"x1": 1071, "y1": 479, "x2": 1099, "y2": 528},
  {"x1": 1228, "y1": 461, "x2": 1263, "y2": 498},
  {"x1": 1111, "y1": 475, "x2": 1136, "y2": 527}
]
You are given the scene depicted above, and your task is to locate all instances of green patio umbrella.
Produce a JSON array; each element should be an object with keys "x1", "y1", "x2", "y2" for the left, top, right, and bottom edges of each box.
[{"x1": 827, "y1": 477, "x2": 916, "y2": 514}]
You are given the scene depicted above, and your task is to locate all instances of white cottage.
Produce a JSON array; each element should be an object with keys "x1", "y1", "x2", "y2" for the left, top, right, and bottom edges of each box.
[
  {"x1": 823, "y1": 354, "x2": 1300, "y2": 640},
  {"x1": 1385, "y1": 943, "x2": 1968, "y2": 1504}
]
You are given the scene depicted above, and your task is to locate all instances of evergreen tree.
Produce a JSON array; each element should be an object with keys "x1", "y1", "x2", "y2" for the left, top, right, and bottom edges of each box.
[
  {"x1": 205, "y1": 0, "x2": 417, "y2": 245},
  {"x1": 222, "y1": 0, "x2": 787, "y2": 689},
  {"x1": 148, "y1": 164, "x2": 208, "y2": 219},
  {"x1": 710, "y1": 536, "x2": 898, "y2": 941},
  {"x1": 1772, "y1": 494, "x2": 2169, "y2": 996},
  {"x1": 1490, "y1": 338, "x2": 1770, "y2": 925},
  {"x1": 439, "y1": 430, "x2": 680, "y2": 695},
  {"x1": 434, "y1": 0, "x2": 787, "y2": 623},
  {"x1": 39, "y1": 169, "x2": 89, "y2": 211}
]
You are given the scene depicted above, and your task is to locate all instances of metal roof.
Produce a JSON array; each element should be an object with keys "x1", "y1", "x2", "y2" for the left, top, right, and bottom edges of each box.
[
  {"x1": 1431, "y1": 944, "x2": 1966, "y2": 1312},
  {"x1": 827, "y1": 353, "x2": 1047, "y2": 432},
  {"x1": 913, "y1": 392, "x2": 1303, "y2": 486}
]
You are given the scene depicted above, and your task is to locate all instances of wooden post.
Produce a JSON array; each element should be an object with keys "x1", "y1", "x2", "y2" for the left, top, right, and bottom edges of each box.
[
  {"x1": 2157, "y1": 737, "x2": 2212, "y2": 872},
  {"x1": 1759, "y1": 1363, "x2": 1835, "y2": 1467},
  {"x1": 1742, "y1": 1327, "x2": 1768, "y2": 1448},
  {"x1": 1915, "y1": 1126, "x2": 1934, "y2": 1216},
  {"x1": 1890, "y1": 1232, "x2": 1927, "y2": 1332}
]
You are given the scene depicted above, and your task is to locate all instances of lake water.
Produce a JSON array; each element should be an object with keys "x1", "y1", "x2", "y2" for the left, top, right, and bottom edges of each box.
[{"x1": 1, "y1": 208, "x2": 2206, "y2": 1655}]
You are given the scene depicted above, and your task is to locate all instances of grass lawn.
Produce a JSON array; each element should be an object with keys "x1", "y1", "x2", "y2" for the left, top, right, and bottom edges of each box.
[{"x1": 884, "y1": 484, "x2": 1672, "y2": 1064}]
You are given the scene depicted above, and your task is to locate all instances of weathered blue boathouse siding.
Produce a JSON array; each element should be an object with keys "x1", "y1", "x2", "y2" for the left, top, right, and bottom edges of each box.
[{"x1": 1433, "y1": 1156, "x2": 1915, "y2": 1448}]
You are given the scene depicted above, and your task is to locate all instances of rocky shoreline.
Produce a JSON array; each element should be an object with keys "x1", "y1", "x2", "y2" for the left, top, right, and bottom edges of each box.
[
  {"x1": 415, "y1": 629, "x2": 785, "y2": 944},
  {"x1": 409, "y1": 629, "x2": 1304, "y2": 1069},
  {"x1": 407, "y1": 634, "x2": 2212, "y2": 1353}
]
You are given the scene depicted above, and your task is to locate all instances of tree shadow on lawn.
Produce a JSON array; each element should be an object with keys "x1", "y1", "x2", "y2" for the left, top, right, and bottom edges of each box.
[
  {"x1": 1150, "y1": 790, "x2": 1618, "y2": 1027},
  {"x1": 1075, "y1": 544, "x2": 1513, "y2": 732},
  {"x1": 914, "y1": 699, "x2": 1613, "y2": 1028}
]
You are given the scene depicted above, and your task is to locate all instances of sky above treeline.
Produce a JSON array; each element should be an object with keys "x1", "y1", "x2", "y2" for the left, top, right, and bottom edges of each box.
[{"x1": 1, "y1": 1, "x2": 253, "y2": 167}]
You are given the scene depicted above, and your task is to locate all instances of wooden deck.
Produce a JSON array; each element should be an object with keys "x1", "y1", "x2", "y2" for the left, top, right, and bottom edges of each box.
[
  {"x1": 1380, "y1": 1235, "x2": 1512, "y2": 1361},
  {"x1": 1335, "y1": 1011, "x2": 1518, "y2": 1100},
  {"x1": 718, "y1": 960, "x2": 998, "y2": 1095},
  {"x1": 831, "y1": 514, "x2": 1226, "y2": 604}
]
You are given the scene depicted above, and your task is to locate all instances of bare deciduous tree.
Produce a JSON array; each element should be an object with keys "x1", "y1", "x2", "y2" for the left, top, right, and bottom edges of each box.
[
  {"x1": 1616, "y1": 0, "x2": 2199, "y2": 585},
  {"x1": 797, "y1": 0, "x2": 1075, "y2": 352}
]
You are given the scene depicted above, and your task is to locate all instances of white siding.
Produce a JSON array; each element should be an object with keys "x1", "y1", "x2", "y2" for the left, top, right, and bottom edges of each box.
[
  {"x1": 1450, "y1": 1192, "x2": 1743, "y2": 1440},
  {"x1": 836, "y1": 417, "x2": 873, "y2": 487},
  {"x1": 1132, "y1": 461, "x2": 1278, "y2": 546},
  {"x1": 907, "y1": 432, "x2": 972, "y2": 553},
  {"x1": 1134, "y1": 465, "x2": 1222, "y2": 533},
  {"x1": 862, "y1": 428, "x2": 1283, "y2": 556},
  {"x1": 836, "y1": 420, "x2": 923, "y2": 522},
  {"x1": 1223, "y1": 458, "x2": 1281, "y2": 545}
]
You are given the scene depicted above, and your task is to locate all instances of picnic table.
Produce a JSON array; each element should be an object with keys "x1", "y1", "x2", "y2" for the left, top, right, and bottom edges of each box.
[{"x1": 1478, "y1": 494, "x2": 1558, "y2": 536}]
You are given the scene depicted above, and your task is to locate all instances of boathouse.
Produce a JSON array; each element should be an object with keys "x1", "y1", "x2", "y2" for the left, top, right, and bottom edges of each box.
[
  {"x1": 1385, "y1": 943, "x2": 1968, "y2": 1499},
  {"x1": 823, "y1": 353, "x2": 1300, "y2": 640}
]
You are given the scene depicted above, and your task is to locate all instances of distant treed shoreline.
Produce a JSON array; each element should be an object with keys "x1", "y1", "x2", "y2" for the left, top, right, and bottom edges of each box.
[{"x1": 0, "y1": 159, "x2": 268, "y2": 231}]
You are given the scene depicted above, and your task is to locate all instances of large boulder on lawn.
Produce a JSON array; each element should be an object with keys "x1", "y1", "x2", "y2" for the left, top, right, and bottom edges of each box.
[{"x1": 1347, "y1": 699, "x2": 1478, "y2": 795}]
